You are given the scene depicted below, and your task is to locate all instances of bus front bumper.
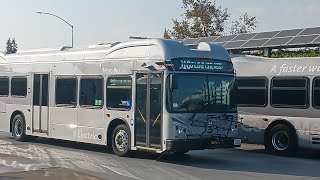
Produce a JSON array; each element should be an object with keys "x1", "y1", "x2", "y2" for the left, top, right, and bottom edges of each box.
[{"x1": 166, "y1": 137, "x2": 241, "y2": 152}]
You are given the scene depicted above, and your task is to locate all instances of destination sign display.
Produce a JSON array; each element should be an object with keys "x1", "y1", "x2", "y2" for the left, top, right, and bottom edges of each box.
[
  {"x1": 107, "y1": 77, "x2": 132, "y2": 86},
  {"x1": 170, "y1": 58, "x2": 233, "y2": 73}
]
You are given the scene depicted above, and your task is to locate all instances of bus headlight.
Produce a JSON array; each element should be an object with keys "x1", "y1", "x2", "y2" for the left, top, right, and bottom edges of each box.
[
  {"x1": 173, "y1": 123, "x2": 190, "y2": 135},
  {"x1": 172, "y1": 117, "x2": 192, "y2": 135}
]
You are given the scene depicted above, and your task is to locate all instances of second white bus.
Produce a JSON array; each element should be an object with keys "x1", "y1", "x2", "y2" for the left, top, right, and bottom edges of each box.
[{"x1": 233, "y1": 54, "x2": 320, "y2": 155}]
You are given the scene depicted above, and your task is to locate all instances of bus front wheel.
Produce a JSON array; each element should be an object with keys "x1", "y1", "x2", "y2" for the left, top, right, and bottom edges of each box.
[
  {"x1": 12, "y1": 114, "x2": 26, "y2": 141},
  {"x1": 265, "y1": 124, "x2": 297, "y2": 156},
  {"x1": 112, "y1": 124, "x2": 131, "y2": 157}
]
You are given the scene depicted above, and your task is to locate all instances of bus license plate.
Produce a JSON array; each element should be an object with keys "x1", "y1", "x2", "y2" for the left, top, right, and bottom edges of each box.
[{"x1": 234, "y1": 139, "x2": 241, "y2": 146}]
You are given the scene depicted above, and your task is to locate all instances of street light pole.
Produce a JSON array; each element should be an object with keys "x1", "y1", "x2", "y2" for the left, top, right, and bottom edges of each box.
[{"x1": 36, "y1": 11, "x2": 74, "y2": 48}]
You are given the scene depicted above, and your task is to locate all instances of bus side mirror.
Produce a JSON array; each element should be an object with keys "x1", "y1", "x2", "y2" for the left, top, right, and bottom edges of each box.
[{"x1": 169, "y1": 75, "x2": 178, "y2": 92}]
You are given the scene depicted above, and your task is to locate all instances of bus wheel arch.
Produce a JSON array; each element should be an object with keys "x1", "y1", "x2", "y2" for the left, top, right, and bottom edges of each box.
[
  {"x1": 264, "y1": 119, "x2": 298, "y2": 156},
  {"x1": 107, "y1": 118, "x2": 130, "y2": 146},
  {"x1": 107, "y1": 118, "x2": 131, "y2": 156}
]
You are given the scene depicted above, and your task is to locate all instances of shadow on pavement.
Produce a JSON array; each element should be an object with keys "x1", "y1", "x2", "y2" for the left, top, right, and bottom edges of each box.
[
  {"x1": 7, "y1": 135, "x2": 320, "y2": 179},
  {"x1": 0, "y1": 167, "x2": 103, "y2": 180},
  {"x1": 236, "y1": 144, "x2": 320, "y2": 159}
]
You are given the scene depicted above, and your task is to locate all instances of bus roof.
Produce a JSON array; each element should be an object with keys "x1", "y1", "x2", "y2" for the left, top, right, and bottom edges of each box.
[
  {"x1": 231, "y1": 55, "x2": 320, "y2": 76},
  {"x1": 1, "y1": 39, "x2": 230, "y2": 64}
]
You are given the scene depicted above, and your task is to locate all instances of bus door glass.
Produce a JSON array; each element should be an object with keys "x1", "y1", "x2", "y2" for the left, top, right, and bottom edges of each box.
[
  {"x1": 135, "y1": 72, "x2": 162, "y2": 149},
  {"x1": 32, "y1": 74, "x2": 49, "y2": 134}
]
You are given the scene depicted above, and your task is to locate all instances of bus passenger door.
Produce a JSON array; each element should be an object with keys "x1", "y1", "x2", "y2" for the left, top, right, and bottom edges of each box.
[
  {"x1": 32, "y1": 74, "x2": 49, "y2": 134},
  {"x1": 135, "y1": 72, "x2": 162, "y2": 149}
]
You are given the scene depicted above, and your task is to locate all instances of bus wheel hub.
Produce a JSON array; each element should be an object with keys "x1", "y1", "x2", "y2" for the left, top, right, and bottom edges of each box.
[
  {"x1": 272, "y1": 131, "x2": 289, "y2": 151},
  {"x1": 115, "y1": 130, "x2": 128, "y2": 152}
]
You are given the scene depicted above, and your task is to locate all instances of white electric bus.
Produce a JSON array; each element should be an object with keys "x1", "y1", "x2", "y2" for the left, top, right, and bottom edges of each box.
[
  {"x1": 232, "y1": 54, "x2": 320, "y2": 155},
  {"x1": 0, "y1": 39, "x2": 240, "y2": 156}
]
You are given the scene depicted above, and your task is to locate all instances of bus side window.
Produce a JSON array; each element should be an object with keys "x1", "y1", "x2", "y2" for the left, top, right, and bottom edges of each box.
[
  {"x1": 55, "y1": 77, "x2": 77, "y2": 107},
  {"x1": 236, "y1": 77, "x2": 268, "y2": 107},
  {"x1": 313, "y1": 77, "x2": 320, "y2": 109},
  {"x1": 106, "y1": 76, "x2": 132, "y2": 111},
  {"x1": 0, "y1": 77, "x2": 9, "y2": 97},
  {"x1": 80, "y1": 77, "x2": 103, "y2": 108},
  {"x1": 11, "y1": 77, "x2": 27, "y2": 97},
  {"x1": 271, "y1": 77, "x2": 309, "y2": 108}
]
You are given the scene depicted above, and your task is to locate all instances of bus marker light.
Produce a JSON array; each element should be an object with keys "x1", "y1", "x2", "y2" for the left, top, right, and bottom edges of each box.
[{"x1": 211, "y1": 140, "x2": 216, "y2": 145}]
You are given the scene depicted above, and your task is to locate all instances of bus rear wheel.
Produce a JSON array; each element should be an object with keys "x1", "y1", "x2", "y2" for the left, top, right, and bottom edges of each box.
[
  {"x1": 12, "y1": 114, "x2": 26, "y2": 141},
  {"x1": 265, "y1": 124, "x2": 297, "y2": 156},
  {"x1": 112, "y1": 124, "x2": 131, "y2": 157}
]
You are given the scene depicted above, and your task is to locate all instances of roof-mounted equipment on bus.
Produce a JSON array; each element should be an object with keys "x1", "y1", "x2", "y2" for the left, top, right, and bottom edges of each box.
[
  {"x1": 155, "y1": 60, "x2": 175, "y2": 71},
  {"x1": 141, "y1": 62, "x2": 157, "y2": 71},
  {"x1": 129, "y1": 36, "x2": 151, "y2": 40},
  {"x1": 60, "y1": 46, "x2": 73, "y2": 51},
  {"x1": 97, "y1": 42, "x2": 122, "y2": 47}
]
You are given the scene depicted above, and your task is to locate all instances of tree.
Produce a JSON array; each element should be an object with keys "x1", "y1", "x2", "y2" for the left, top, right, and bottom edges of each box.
[
  {"x1": 163, "y1": 28, "x2": 171, "y2": 39},
  {"x1": 11, "y1": 38, "x2": 18, "y2": 54},
  {"x1": 164, "y1": 0, "x2": 258, "y2": 39},
  {"x1": 5, "y1": 38, "x2": 11, "y2": 54},
  {"x1": 230, "y1": 13, "x2": 258, "y2": 35},
  {"x1": 5, "y1": 38, "x2": 18, "y2": 54}
]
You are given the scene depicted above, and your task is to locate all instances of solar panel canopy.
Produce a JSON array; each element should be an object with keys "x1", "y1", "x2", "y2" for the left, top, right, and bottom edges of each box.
[{"x1": 182, "y1": 27, "x2": 320, "y2": 50}]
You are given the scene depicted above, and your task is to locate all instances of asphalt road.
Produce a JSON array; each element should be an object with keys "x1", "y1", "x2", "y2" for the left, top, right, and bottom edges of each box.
[{"x1": 0, "y1": 132, "x2": 319, "y2": 180}]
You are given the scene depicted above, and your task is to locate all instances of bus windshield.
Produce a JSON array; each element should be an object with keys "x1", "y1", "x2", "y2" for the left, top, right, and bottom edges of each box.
[{"x1": 166, "y1": 74, "x2": 237, "y2": 113}]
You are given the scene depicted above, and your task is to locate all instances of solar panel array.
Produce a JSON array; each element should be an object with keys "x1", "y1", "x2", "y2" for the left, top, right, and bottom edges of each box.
[{"x1": 182, "y1": 27, "x2": 320, "y2": 50}]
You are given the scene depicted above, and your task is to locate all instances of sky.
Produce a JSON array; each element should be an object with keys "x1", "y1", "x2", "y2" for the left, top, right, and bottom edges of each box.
[{"x1": 0, "y1": 0, "x2": 320, "y2": 51}]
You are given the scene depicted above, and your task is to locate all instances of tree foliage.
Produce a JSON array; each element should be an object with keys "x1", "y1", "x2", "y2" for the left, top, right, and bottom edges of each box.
[
  {"x1": 164, "y1": 0, "x2": 258, "y2": 39},
  {"x1": 163, "y1": 28, "x2": 171, "y2": 39},
  {"x1": 230, "y1": 13, "x2": 258, "y2": 35},
  {"x1": 6, "y1": 38, "x2": 18, "y2": 54},
  {"x1": 270, "y1": 48, "x2": 320, "y2": 58},
  {"x1": 234, "y1": 48, "x2": 320, "y2": 58}
]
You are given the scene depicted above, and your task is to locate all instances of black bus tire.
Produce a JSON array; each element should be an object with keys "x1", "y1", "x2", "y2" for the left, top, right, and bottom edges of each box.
[
  {"x1": 112, "y1": 124, "x2": 131, "y2": 157},
  {"x1": 12, "y1": 114, "x2": 26, "y2": 141},
  {"x1": 265, "y1": 124, "x2": 297, "y2": 156}
]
